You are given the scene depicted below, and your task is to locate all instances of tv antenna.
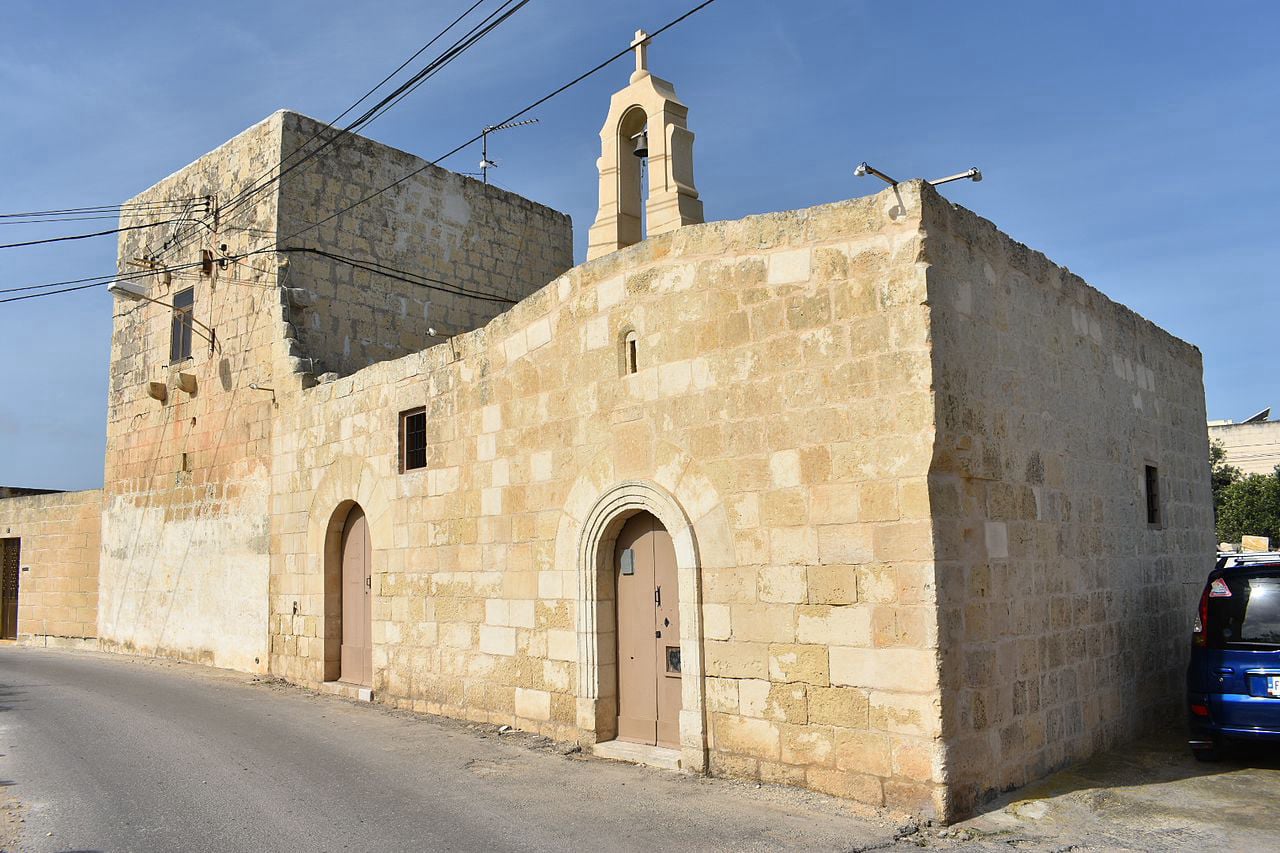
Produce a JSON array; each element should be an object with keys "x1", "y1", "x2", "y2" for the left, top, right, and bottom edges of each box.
[{"x1": 479, "y1": 118, "x2": 540, "y2": 184}]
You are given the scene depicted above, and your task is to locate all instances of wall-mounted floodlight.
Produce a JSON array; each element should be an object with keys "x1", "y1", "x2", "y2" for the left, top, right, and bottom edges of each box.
[
  {"x1": 928, "y1": 167, "x2": 982, "y2": 186},
  {"x1": 853, "y1": 161, "x2": 898, "y2": 187},
  {"x1": 107, "y1": 278, "x2": 217, "y2": 352},
  {"x1": 107, "y1": 279, "x2": 149, "y2": 300}
]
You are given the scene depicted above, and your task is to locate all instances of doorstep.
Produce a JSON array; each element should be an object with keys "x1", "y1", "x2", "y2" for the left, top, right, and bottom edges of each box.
[
  {"x1": 320, "y1": 680, "x2": 373, "y2": 702},
  {"x1": 592, "y1": 739, "x2": 682, "y2": 771}
]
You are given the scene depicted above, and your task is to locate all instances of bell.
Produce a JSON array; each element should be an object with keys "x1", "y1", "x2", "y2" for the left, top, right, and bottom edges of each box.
[{"x1": 632, "y1": 130, "x2": 648, "y2": 159}]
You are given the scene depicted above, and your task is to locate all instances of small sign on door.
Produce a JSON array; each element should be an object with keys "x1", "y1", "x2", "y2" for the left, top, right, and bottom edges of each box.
[{"x1": 620, "y1": 549, "x2": 635, "y2": 576}]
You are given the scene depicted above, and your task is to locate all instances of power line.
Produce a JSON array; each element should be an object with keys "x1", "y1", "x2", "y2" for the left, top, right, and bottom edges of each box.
[
  {"x1": 0, "y1": 259, "x2": 209, "y2": 303},
  {"x1": 342, "y1": 0, "x2": 531, "y2": 132},
  {"x1": 210, "y1": 0, "x2": 489, "y2": 226},
  {"x1": 277, "y1": 246, "x2": 515, "y2": 304},
  {"x1": 0, "y1": 213, "x2": 153, "y2": 226},
  {"x1": 271, "y1": 0, "x2": 719, "y2": 251},
  {"x1": 0, "y1": 198, "x2": 205, "y2": 219},
  {"x1": 154, "y1": 0, "x2": 515, "y2": 266},
  {"x1": 0, "y1": 218, "x2": 186, "y2": 250},
  {"x1": 2, "y1": 0, "x2": 721, "y2": 309},
  {"x1": 0, "y1": 281, "x2": 107, "y2": 304},
  {"x1": 0, "y1": 256, "x2": 216, "y2": 295},
  {"x1": 194, "y1": 0, "x2": 528, "y2": 249}
]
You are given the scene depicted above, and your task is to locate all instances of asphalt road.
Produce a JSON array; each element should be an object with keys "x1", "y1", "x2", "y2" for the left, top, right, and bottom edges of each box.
[
  {"x1": 6, "y1": 646, "x2": 1280, "y2": 853},
  {"x1": 0, "y1": 646, "x2": 898, "y2": 853}
]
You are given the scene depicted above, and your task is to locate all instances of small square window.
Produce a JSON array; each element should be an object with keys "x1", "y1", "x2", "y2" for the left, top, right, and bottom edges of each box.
[
  {"x1": 1144, "y1": 464, "x2": 1161, "y2": 526},
  {"x1": 400, "y1": 408, "x2": 427, "y2": 472}
]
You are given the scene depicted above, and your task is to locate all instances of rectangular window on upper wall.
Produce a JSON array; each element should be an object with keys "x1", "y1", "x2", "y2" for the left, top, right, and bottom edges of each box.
[
  {"x1": 400, "y1": 407, "x2": 427, "y2": 472},
  {"x1": 1144, "y1": 464, "x2": 1161, "y2": 527},
  {"x1": 170, "y1": 287, "x2": 195, "y2": 363}
]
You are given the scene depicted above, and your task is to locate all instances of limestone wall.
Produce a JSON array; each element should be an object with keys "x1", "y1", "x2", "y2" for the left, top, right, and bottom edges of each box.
[
  {"x1": 275, "y1": 112, "x2": 573, "y2": 379},
  {"x1": 268, "y1": 184, "x2": 949, "y2": 816},
  {"x1": 0, "y1": 489, "x2": 102, "y2": 644},
  {"x1": 100, "y1": 114, "x2": 287, "y2": 672},
  {"x1": 1209, "y1": 420, "x2": 1280, "y2": 478},
  {"x1": 920, "y1": 183, "x2": 1215, "y2": 816}
]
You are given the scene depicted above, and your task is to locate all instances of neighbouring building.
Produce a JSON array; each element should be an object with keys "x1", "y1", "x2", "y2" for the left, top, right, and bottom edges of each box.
[
  {"x1": 0, "y1": 35, "x2": 1214, "y2": 820},
  {"x1": 1209, "y1": 411, "x2": 1280, "y2": 477}
]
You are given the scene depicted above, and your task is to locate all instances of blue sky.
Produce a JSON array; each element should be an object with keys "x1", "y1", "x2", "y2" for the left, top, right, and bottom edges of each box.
[{"x1": 1, "y1": 0, "x2": 1276, "y2": 490}]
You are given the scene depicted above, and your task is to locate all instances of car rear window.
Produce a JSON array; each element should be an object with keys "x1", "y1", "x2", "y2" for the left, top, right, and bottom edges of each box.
[{"x1": 1207, "y1": 572, "x2": 1280, "y2": 648}]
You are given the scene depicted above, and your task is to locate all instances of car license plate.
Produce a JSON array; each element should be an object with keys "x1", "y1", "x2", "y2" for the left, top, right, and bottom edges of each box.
[{"x1": 1269, "y1": 677, "x2": 1280, "y2": 697}]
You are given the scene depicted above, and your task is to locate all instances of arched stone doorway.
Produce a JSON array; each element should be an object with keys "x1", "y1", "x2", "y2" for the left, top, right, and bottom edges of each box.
[
  {"x1": 324, "y1": 501, "x2": 372, "y2": 687},
  {"x1": 614, "y1": 511, "x2": 682, "y2": 748},
  {"x1": 574, "y1": 480, "x2": 708, "y2": 768}
]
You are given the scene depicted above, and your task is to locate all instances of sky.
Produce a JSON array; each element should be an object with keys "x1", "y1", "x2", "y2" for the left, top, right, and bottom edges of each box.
[{"x1": 0, "y1": 0, "x2": 1276, "y2": 490}]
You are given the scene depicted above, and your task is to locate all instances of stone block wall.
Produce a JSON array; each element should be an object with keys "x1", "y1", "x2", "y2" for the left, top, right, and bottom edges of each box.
[
  {"x1": 275, "y1": 112, "x2": 573, "y2": 378},
  {"x1": 920, "y1": 183, "x2": 1215, "y2": 816},
  {"x1": 100, "y1": 114, "x2": 288, "y2": 672},
  {"x1": 1209, "y1": 420, "x2": 1280, "y2": 478},
  {"x1": 268, "y1": 184, "x2": 950, "y2": 817},
  {"x1": 0, "y1": 489, "x2": 102, "y2": 644}
]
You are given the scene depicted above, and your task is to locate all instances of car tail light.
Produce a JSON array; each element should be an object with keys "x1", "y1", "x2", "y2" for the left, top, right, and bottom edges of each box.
[
  {"x1": 1193, "y1": 584, "x2": 1210, "y2": 647},
  {"x1": 1190, "y1": 702, "x2": 1210, "y2": 717}
]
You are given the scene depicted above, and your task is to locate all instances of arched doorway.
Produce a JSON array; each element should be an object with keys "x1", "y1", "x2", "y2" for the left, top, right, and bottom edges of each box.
[
  {"x1": 336, "y1": 503, "x2": 372, "y2": 687},
  {"x1": 614, "y1": 511, "x2": 682, "y2": 748}
]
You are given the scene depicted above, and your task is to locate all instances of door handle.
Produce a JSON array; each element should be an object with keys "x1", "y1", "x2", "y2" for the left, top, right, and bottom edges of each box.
[
  {"x1": 655, "y1": 586, "x2": 661, "y2": 608},
  {"x1": 1213, "y1": 667, "x2": 1233, "y2": 675}
]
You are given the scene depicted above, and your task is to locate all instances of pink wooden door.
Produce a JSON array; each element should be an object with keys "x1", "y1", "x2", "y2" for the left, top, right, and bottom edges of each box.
[
  {"x1": 340, "y1": 506, "x2": 372, "y2": 687},
  {"x1": 615, "y1": 513, "x2": 682, "y2": 748}
]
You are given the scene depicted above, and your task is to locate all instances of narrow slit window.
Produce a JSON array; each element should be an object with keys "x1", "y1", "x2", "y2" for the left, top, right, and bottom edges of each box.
[
  {"x1": 624, "y1": 331, "x2": 639, "y2": 375},
  {"x1": 170, "y1": 287, "x2": 195, "y2": 363},
  {"x1": 400, "y1": 407, "x2": 427, "y2": 472},
  {"x1": 1144, "y1": 464, "x2": 1161, "y2": 526}
]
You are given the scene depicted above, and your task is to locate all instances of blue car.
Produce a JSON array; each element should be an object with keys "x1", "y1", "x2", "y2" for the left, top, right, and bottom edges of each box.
[{"x1": 1187, "y1": 554, "x2": 1280, "y2": 760}]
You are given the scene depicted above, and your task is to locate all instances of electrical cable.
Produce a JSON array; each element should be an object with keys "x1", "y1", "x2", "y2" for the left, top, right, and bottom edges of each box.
[
  {"x1": 277, "y1": 246, "x2": 515, "y2": 304},
  {"x1": 2, "y1": 0, "x2": 720, "y2": 308},
  {"x1": 341, "y1": 0, "x2": 530, "y2": 133},
  {"x1": 268, "y1": 0, "x2": 719, "y2": 250},
  {"x1": 0, "y1": 281, "x2": 108, "y2": 304},
  {"x1": 0, "y1": 218, "x2": 185, "y2": 250},
  {"x1": 0, "y1": 198, "x2": 205, "y2": 219},
  {"x1": 0, "y1": 214, "x2": 159, "y2": 226},
  {"x1": 183, "y1": 0, "x2": 527, "y2": 250},
  {"x1": 0, "y1": 257, "x2": 210, "y2": 295},
  {"x1": 153, "y1": 0, "x2": 509, "y2": 265},
  {"x1": 202, "y1": 0, "x2": 487, "y2": 228}
]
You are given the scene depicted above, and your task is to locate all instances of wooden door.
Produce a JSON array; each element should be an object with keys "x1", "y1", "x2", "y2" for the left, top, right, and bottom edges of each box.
[
  {"x1": 615, "y1": 513, "x2": 682, "y2": 748},
  {"x1": 340, "y1": 506, "x2": 372, "y2": 687},
  {"x1": 1, "y1": 539, "x2": 18, "y2": 640}
]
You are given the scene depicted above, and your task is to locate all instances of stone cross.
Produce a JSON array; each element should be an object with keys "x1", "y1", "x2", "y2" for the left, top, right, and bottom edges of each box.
[{"x1": 631, "y1": 29, "x2": 650, "y2": 76}]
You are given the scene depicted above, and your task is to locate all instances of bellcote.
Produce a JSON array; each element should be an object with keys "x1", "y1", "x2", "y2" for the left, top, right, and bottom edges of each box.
[{"x1": 586, "y1": 30, "x2": 704, "y2": 261}]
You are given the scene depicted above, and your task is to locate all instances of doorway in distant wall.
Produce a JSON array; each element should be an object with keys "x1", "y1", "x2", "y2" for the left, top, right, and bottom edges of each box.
[
  {"x1": 1, "y1": 539, "x2": 20, "y2": 640},
  {"x1": 339, "y1": 505, "x2": 372, "y2": 687},
  {"x1": 614, "y1": 512, "x2": 682, "y2": 748}
]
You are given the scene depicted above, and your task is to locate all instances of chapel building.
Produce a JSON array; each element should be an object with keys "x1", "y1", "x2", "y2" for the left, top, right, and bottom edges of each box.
[{"x1": 0, "y1": 36, "x2": 1215, "y2": 820}]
